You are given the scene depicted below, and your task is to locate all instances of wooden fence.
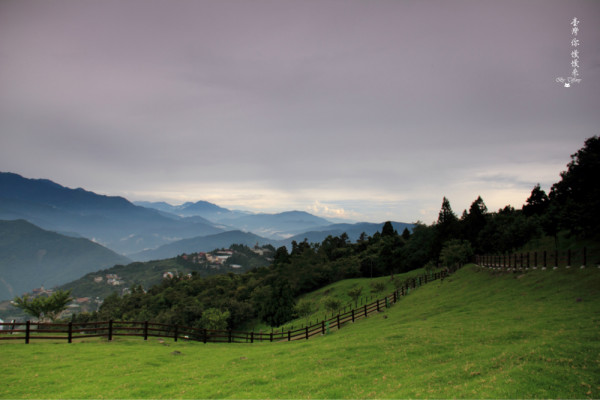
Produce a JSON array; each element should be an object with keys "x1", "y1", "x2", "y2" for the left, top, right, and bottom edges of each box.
[
  {"x1": 0, "y1": 268, "x2": 455, "y2": 344},
  {"x1": 475, "y1": 247, "x2": 599, "y2": 271}
]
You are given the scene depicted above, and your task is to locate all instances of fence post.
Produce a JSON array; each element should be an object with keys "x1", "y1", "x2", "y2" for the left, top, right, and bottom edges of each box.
[
  {"x1": 288, "y1": 330, "x2": 291, "y2": 341},
  {"x1": 173, "y1": 325, "x2": 178, "y2": 342},
  {"x1": 108, "y1": 320, "x2": 113, "y2": 341},
  {"x1": 144, "y1": 321, "x2": 148, "y2": 341},
  {"x1": 305, "y1": 326, "x2": 309, "y2": 340},
  {"x1": 270, "y1": 332, "x2": 273, "y2": 342},
  {"x1": 543, "y1": 251, "x2": 547, "y2": 270},
  {"x1": 376, "y1": 299, "x2": 380, "y2": 312},
  {"x1": 68, "y1": 322, "x2": 73, "y2": 344},
  {"x1": 337, "y1": 314, "x2": 340, "y2": 329},
  {"x1": 321, "y1": 320, "x2": 325, "y2": 335},
  {"x1": 364, "y1": 304, "x2": 368, "y2": 317},
  {"x1": 25, "y1": 320, "x2": 30, "y2": 344},
  {"x1": 393, "y1": 291, "x2": 397, "y2": 303},
  {"x1": 229, "y1": 330, "x2": 233, "y2": 343},
  {"x1": 204, "y1": 329, "x2": 208, "y2": 344},
  {"x1": 352, "y1": 309, "x2": 355, "y2": 323},
  {"x1": 250, "y1": 331, "x2": 253, "y2": 344},
  {"x1": 520, "y1": 253, "x2": 524, "y2": 270}
]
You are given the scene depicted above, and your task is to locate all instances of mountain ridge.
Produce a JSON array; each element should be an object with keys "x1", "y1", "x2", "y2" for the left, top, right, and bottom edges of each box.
[
  {"x1": 130, "y1": 230, "x2": 272, "y2": 261},
  {"x1": 0, "y1": 219, "x2": 130, "y2": 301},
  {"x1": 0, "y1": 172, "x2": 224, "y2": 255}
]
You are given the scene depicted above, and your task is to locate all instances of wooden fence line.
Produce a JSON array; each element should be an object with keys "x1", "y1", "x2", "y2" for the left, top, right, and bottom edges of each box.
[
  {"x1": 0, "y1": 268, "x2": 457, "y2": 345},
  {"x1": 475, "y1": 247, "x2": 599, "y2": 271}
]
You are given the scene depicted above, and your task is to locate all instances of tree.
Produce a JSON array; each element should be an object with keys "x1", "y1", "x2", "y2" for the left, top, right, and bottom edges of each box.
[
  {"x1": 197, "y1": 308, "x2": 230, "y2": 331},
  {"x1": 256, "y1": 280, "x2": 296, "y2": 326},
  {"x1": 381, "y1": 221, "x2": 396, "y2": 237},
  {"x1": 435, "y1": 197, "x2": 459, "y2": 258},
  {"x1": 439, "y1": 239, "x2": 473, "y2": 269},
  {"x1": 322, "y1": 297, "x2": 342, "y2": 314},
  {"x1": 295, "y1": 298, "x2": 315, "y2": 323},
  {"x1": 550, "y1": 136, "x2": 600, "y2": 238},
  {"x1": 462, "y1": 196, "x2": 488, "y2": 252},
  {"x1": 401, "y1": 222, "x2": 436, "y2": 271},
  {"x1": 12, "y1": 290, "x2": 72, "y2": 321},
  {"x1": 347, "y1": 286, "x2": 362, "y2": 306},
  {"x1": 370, "y1": 281, "x2": 386, "y2": 294},
  {"x1": 291, "y1": 239, "x2": 311, "y2": 257},
  {"x1": 273, "y1": 246, "x2": 290, "y2": 265},
  {"x1": 437, "y1": 197, "x2": 458, "y2": 226},
  {"x1": 523, "y1": 184, "x2": 549, "y2": 217},
  {"x1": 401, "y1": 227, "x2": 411, "y2": 240}
]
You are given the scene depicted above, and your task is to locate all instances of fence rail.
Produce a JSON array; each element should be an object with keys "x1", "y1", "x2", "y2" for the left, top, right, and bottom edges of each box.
[
  {"x1": 0, "y1": 268, "x2": 456, "y2": 345},
  {"x1": 475, "y1": 247, "x2": 599, "y2": 271}
]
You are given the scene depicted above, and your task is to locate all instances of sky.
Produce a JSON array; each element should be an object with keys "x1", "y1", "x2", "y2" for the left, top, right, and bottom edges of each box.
[{"x1": 1, "y1": 0, "x2": 599, "y2": 224}]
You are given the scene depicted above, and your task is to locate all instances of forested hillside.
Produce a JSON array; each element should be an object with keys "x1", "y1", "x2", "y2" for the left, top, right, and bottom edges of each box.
[
  {"x1": 70, "y1": 137, "x2": 599, "y2": 331},
  {"x1": 59, "y1": 244, "x2": 273, "y2": 299}
]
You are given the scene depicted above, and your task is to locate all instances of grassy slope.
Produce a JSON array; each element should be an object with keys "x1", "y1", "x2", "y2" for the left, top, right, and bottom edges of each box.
[
  {"x1": 247, "y1": 268, "x2": 427, "y2": 332},
  {"x1": 1, "y1": 265, "x2": 599, "y2": 399}
]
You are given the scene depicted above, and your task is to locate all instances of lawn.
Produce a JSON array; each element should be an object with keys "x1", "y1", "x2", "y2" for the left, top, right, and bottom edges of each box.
[{"x1": 1, "y1": 264, "x2": 599, "y2": 398}]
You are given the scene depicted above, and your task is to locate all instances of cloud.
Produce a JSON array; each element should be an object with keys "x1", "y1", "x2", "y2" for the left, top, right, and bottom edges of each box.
[
  {"x1": 306, "y1": 201, "x2": 362, "y2": 221},
  {"x1": 1, "y1": 0, "x2": 599, "y2": 225}
]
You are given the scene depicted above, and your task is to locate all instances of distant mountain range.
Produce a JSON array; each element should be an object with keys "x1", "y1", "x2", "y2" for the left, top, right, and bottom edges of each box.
[
  {"x1": 134, "y1": 200, "x2": 250, "y2": 221},
  {"x1": 0, "y1": 219, "x2": 130, "y2": 301},
  {"x1": 278, "y1": 221, "x2": 414, "y2": 246},
  {"x1": 131, "y1": 222, "x2": 414, "y2": 262},
  {"x1": 131, "y1": 230, "x2": 272, "y2": 261},
  {"x1": 0, "y1": 172, "x2": 223, "y2": 255},
  {"x1": 1, "y1": 172, "x2": 414, "y2": 263},
  {"x1": 136, "y1": 201, "x2": 332, "y2": 240}
]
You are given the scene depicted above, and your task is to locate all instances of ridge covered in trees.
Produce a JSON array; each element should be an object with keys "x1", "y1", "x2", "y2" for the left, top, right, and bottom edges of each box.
[{"x1": 72, "y1": 136, "x2": 600, "y2": 331}]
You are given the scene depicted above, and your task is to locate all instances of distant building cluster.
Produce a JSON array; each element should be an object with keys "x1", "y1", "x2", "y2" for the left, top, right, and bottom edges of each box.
[
  {"x1": 162, "y1": 271, "x2": 193, "y2": 280},
  {"x1": 30, "y1": 285, "x2": 53, "y2": 298},
  {"x1": 92, "y1": 273, "x2": 124, "y2": 286},
  {"x1": 180, "y1": 249, "x2": 235, "y2": 269}
]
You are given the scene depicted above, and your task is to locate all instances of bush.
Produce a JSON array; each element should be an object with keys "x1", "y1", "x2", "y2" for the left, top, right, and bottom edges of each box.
[
  {"x1": 322, "y1": 297, "x2": 342, "y2": 314},
  {"x1": 440, "y1": 239, "x2": 473, "y2": 268},
  {"x1": 370, "y1": 281, "x2": 386, "y2": 294},
  {"x1": 197, "y1": 308, "x2": 230, "y2": 331}
]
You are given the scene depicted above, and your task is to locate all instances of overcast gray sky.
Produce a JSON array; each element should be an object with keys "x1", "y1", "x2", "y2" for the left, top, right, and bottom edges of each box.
[{"x1": 1, "y1": 0, "x2": 599, "y2": 223}]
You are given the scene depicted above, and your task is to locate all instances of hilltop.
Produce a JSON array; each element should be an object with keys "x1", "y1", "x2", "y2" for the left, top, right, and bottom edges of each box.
[{"x1": 57, "y1": 243, "x2": 274, "y2": 300}]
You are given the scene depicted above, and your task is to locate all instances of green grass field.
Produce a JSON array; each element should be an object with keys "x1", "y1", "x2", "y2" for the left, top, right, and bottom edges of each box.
[{"x1": 2, "y1": 265, "x2": 599, "y2": 399}]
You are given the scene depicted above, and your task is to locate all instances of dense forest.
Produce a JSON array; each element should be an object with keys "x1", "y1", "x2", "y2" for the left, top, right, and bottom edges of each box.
[{"x1": 72, "y1": 136, "x2": 599, "y2": 331}]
